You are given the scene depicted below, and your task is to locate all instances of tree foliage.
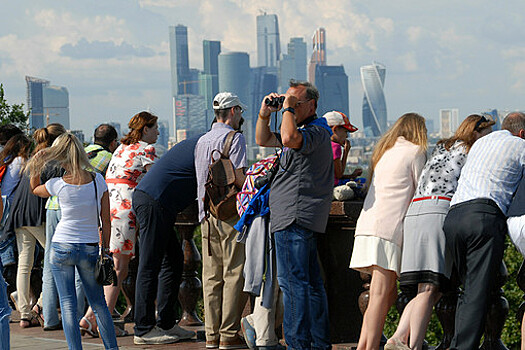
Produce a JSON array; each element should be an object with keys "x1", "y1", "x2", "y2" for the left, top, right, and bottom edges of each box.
[{"x1": 0, "y1": 84, "x2": 29, "y2": 130}]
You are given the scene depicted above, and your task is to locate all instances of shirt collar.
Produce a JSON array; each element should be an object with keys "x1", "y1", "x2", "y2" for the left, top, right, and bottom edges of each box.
[{"x1": 211, "y1": 122, "x2": 234, "y2": 131}]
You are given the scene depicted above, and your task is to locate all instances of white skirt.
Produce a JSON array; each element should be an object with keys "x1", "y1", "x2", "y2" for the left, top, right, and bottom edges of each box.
[{"x1": 349, "y1": 235, "x2": 402, "y2": 275}]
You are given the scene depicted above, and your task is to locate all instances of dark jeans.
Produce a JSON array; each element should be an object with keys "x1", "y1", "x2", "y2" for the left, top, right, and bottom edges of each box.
[
  {"x1": 274, "y1": 223, "x2": 330, "y2": 350},
  {"x1": 443, "y1": 199, "x2": 506, "y2": 350},
  {"x1": 133, "y1": 190, "x2": 184, "y2": 336}
]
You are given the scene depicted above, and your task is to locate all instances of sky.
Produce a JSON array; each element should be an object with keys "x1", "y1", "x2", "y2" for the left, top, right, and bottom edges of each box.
[{"x1": 1, "y1": 0, "x2": 525, "y2": 137}]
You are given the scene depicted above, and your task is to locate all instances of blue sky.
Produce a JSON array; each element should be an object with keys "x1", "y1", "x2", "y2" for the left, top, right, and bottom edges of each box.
[{"x1": 1, "y1": 0, "x2": 524, "y2": 136}]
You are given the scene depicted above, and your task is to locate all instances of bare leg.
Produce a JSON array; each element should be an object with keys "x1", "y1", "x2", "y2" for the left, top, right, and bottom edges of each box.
[
  {"x1": 357, "y1": 266, "x2": 398, "y2": 350},
  {"x1": 387, "y1": 298, "x2": 414, "y2": 346},
  {"x1": 408, "y1": 283, "x2": 441, "y2": 350},
  {"x1": 522, "y1": 312, "x2": 525, "y2": 350},
  {"x1": 80, "y1": 253, "x2": 132, "y2": 330}
]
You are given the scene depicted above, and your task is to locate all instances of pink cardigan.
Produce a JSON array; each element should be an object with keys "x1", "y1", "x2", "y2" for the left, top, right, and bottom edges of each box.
[{"x1": 355, "y1": 137, "x2": 426, "y2": 247}]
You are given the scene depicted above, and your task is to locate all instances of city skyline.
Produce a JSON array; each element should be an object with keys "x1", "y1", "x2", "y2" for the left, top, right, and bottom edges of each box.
[{"x1": 1, "y1": 1, "x2": 525, "y2": 137}]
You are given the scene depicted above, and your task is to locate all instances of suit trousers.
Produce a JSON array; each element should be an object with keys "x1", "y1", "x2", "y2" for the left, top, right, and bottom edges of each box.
[{"x1": 443, "y1": 199, "x2": 506, "y2": 350}]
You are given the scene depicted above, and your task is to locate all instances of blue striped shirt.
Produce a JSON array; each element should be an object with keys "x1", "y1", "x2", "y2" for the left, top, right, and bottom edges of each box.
[{"x1": 451, "y1": 130, "x2": 525, "y2": 214}]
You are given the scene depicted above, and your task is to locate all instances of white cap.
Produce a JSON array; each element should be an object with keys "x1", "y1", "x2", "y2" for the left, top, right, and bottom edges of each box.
[
  {"x1": 323, "y1": 111, "x2": 358, "y2": 132},
  {"x1": 213, "y1": 92, "x2": 247, "y2": 111}
]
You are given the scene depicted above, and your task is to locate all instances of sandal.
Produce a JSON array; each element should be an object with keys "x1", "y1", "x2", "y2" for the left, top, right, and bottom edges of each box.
[
  {"x1": 79, "y1": 316, "x2": 99, "y2": 338},
  {"x1": 114, "y1": 323, "x2": 129, "y2": 337},
  {"x1": 20, "y1": 316, "x2": 40, "y2": 328},
  {"x1": 31, "y1": 304, "x2": 44, "y2": 327}
]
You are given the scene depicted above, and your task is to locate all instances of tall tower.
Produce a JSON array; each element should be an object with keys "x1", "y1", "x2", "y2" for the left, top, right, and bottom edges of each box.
[
  {"x1": 308, "y1": 28, "x2": 326, "y2": 84},
  {"x1": 279, "y1": 37, "x2": 307, "y2": 91},
  {"x1": 200, "y1": 40, "x2": 221, "y2": 110},
  {"x1": 25, "y1": 76, "x2": 69, "y2": 130},
  {"x1": 439, "y1": 109, "x2": 459, "y2": 138},
  {"x1": 315, "y1": 65, "x2": 349, "y2": 118},
  {"x1": 360, "y1": 62, "x2": 387, "y2": 137},
  {"x1": 169, "y1": 25, "x2": 191, "y2": 96},
  {"x1": 256, "y1": 13, "x2": 281, "y2": 68},
  {"x1": 25, "y1": 76, "x2": 49, "y2": 130}
]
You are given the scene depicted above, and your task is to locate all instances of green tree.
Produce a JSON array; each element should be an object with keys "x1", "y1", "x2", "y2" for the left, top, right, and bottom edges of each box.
[{"x1": 0, "y1": 84, "x2": 29, "y2": 129}]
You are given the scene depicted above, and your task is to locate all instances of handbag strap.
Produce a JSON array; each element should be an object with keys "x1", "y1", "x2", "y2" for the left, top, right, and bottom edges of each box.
[{"x1": 90, "y1": 172, "x2": 104, "y2": 254}]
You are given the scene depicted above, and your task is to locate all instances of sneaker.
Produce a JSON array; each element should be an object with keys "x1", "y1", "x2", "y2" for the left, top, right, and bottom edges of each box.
[
  {"x1": 134, "y1": 326, "x2": 179, "y2": 345},
  {"x1": 240, "y1": 317, "x2": 256, "y2": 349},
  {"x1": 219, "y1": 335, "x2": 248, "y2": 350},
  {"x1": 206, "y1": 339, "x2": 219, "y2": 349},
  {"x1": 163, "y1": 324, "x2": 195, "y2": 340}
]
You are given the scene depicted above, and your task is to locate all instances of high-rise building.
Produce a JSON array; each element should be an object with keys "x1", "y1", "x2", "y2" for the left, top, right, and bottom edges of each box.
[
  {"x1": 279, "y1": 37, "x2": 307, "y2": 92},
  {"x1": 201, "y1": 40, "x2": 221, "y2": 110},
  {"x1": 361, "y1": 62, "x2": 387, "y2": 137},
  {"x1": 308, "y1": 28, "x2": 326, "y2": 84},
  {"x1": 157, "y1": 120, "x2": 170, "y2": 148},
  {"x1": 26, "y1": 76, "x2": 69, "y2": 130},
  {"x1": 174, "y1": 95, "x2": 207, "y2": 142},
  {"x1": 439, "y1": 109, "x2": 459, "y2": 138},
  {"x1": 256, "y1": 13, "x2": 281, "y2": 68},
  {"x1": 249, "y1": 67, "x2": 279, "y2": 144},
  {"x1": 315, "y1": 65, "x2": 349, "y2": 118},
  {"x1": 169, "y1": 25, "x2": 191, "y2": 96}
]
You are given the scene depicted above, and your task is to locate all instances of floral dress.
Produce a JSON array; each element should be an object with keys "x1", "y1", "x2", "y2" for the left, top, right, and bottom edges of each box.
[{"x1": 105, "y1": 141, "x2": 156, "y2": 255}]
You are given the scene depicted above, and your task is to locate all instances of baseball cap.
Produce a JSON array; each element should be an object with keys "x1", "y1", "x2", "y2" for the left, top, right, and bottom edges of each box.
[
  {"x1": 213, "y1": 92, "x2": 247, "y2": 111},
  {"x1": 323, "y1": 111, "x2": 358, "y2": 132}
]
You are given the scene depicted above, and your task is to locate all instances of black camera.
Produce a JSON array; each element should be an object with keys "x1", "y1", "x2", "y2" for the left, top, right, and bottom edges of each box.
[
  {"x1": 264, "y1": 96, "x2": 285, "y2": 108},
  {"x1": 254, "y1": 161, "x2": 280, "y2": 189}
]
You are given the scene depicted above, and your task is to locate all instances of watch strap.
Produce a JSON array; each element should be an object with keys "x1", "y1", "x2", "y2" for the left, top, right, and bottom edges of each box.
[{"x1": 282, "y1": 107, "x2": 295, "y2": 114}]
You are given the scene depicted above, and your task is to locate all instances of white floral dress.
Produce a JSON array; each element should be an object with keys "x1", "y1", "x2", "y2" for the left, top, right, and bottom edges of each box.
[{"x1": 105, "y1": 141, "x2": 157, "y2": 255}]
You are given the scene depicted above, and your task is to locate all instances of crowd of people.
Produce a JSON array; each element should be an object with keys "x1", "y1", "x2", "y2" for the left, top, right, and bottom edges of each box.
[{"x1": 0, "y1": 79, "x2": 524, "y2": 350}]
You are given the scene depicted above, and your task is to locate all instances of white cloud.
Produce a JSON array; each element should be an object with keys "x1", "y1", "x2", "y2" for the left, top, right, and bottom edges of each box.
[
  {"x1": 407, "y1": 26, "x2": 423, "y2": 43},
  {"x1": 398, "y1": 52, "x2": 418, "y2": 72}
]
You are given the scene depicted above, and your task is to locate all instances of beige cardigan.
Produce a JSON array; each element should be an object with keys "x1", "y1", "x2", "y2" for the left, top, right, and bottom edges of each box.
[{"x1": 355, "y1": 137, "x2": 426, "y2": 247}]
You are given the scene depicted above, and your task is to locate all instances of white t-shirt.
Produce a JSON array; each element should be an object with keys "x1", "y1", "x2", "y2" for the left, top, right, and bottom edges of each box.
[{"x1": 45, "y1": 173, "x2": 107, "y2": 244}]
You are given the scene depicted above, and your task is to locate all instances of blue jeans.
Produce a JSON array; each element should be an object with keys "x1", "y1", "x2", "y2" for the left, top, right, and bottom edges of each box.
[
  {"x1": 44, "y1": 210, "x2": 87, "y2": 327},
  {"x1": 0, "y1": 260, "x2": 10, "y2": 349},
  {"x1": 274, "y1": 223, "x2": 330, "y2": 350},
  {"x1": 51, "y1": 242, "x2": 118, "y2": 350}
]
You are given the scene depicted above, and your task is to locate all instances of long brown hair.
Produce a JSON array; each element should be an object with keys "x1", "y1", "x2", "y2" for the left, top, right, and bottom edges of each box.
[
  {"x1": 120, "y1": 111, "x2": 158, "y2": 145},
  {"x1": 438, "y1": 114, "x2": 495, "y2": 153},
  {"x1": 32, "y1": 123, "x2": 66, "y2": 154},
  {"x1": 0, "y1": 134, "x2": 32, "y2": 166},
  {"x1": 369, "y1": 113, "x2": 428, "y2": 179}
]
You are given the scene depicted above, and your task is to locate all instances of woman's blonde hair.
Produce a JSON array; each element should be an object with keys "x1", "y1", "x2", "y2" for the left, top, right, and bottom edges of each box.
[
  {"x1": 32, "y1": 123, "x2": 66, "y2": 154},
  {"x1": 438, "y1": 114, "x2": 495, "y2": 153},
  {"x1": 120, "y1": 111, "x2": 158, "y2": 145},
  {"x1": 369, "y1": 113, "x2": 428, "y2": 179},
  {"x1": 27, "y1": 133, "x2": 91, "y2": 182}
]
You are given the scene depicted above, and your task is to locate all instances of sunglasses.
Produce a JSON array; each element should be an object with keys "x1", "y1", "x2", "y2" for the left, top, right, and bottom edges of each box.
[{"x1": 474, "y1": 116, "x2": 489, "y2": 131}]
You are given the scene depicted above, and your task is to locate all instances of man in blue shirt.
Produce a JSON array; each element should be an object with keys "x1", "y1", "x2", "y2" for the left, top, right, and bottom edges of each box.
[
  {"x1": 132, "y1": 135, "x2": 200, "y2": 345},
  {"x1": 444, "y1": 112, "x2": 525, "y2": 350}
]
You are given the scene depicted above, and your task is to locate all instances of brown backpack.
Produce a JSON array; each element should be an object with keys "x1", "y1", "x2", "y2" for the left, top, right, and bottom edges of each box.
[{"x1": 203, "y1": 130, "x2": 240, "y2": 221}]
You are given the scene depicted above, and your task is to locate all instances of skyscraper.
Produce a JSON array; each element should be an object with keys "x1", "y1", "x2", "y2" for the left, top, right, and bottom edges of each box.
[
  {"x1": 174, "y1": 95, "x2": 207, "y2": 142},
  {"x1": 201, "y1": 40, "x2": 221, "y2": 110},
  {"x1": 26, "y1": 76, "x2": 69, "y2": 130},
  {"x1": 439, "y1": 108, "x2": 459, "y2": 138},
  {"x1": 315, "y1": 65, "x2": 349, "y2": 118},
  {"x1": 361, "y1": 62, "x2": 387, "y2": 137},
  {"x1": 218, "y1": 52, "x2": 250, "y2": 108},
  {"x1": 279, "y1": 37, "x2": 307, "y2": 92},
  {"x1": 308, "y1": 28, "x2": 326, "y2": 84},
  {"x1": 256, "y1": 13, "x2": 281, "y2": 68},
  {"x1": 169, "y1": 25, "x2": 192, "y2": 96}
]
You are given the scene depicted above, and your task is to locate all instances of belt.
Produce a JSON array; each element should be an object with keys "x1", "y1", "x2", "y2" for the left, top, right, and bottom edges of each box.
[
  {"x1": 106, "y1": 178, "x2": 138, "y2": 187},
  {"x1": 450, "y1": 198, "x2": 502, "y2": 213},
  {"x1": 412, "y1": 196, "x2": 451, "y2": 202}
]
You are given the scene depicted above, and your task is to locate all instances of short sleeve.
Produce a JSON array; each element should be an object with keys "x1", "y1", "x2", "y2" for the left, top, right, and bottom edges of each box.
[
  {"x1": 331, "y1": 142, "x2": 342, "y2": 160},
  {"x1": 95, "y1": 172, "x2": 108, "y2": 193},
  {"x1": 299, "y1": 126, "x2": 330, "y2": 155},
  {"x1": 139, "y1": 144, "x2": 157, "y2": 168},
  {"x1": 229, "y1": 133, "x2": 247, "y2": 169},
  {"x1": 45, "y1": 177, "x2": 62, "y2": 197}
]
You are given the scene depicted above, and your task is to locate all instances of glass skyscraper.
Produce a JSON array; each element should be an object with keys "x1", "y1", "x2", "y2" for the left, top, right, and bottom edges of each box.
[
  {"x1": 201, "y1": 40, "x2": 221, "y2": 110},
  {"x1": 308, "y1": 28, "x2": 326, "y2": 84},
  {"x1": 169, "y1": 25, "x2": 192, "y2": 96},
  {"x1": 360, "y1": 62, "x2": 387, "y2": 137},
  {"x1": 26, "y1": 76, "x2": 69, "y2": 130},
  {"x1": 315, "y1": 65, "x2": 349, "y2": 118},
  {"x1": 279, "y1": 37, "x2": 307, "y2": 92},
  {"x1": 256, "y1": 13, "x2": 281, "y2": 68}
]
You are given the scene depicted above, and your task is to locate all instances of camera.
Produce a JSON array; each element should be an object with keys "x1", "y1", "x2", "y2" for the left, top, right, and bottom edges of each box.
[
  {"x1": 264, "y1": 96, "x2": 285, "y2": 108},
  {"x1": 254, "y1": 160, "x2": 280, "y2": 189}
]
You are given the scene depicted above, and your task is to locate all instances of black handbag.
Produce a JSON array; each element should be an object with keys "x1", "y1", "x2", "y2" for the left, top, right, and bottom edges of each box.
[{"x1": 91, "y1": 173, "x2": 117, "y2": 286}]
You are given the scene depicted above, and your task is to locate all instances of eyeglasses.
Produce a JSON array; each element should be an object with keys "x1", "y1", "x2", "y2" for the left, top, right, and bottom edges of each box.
[
  {"x1": 474, "y1": 116, "x2": 489, "y2": 131},
  {"x1": 296, "y1": 99, "x2": 312, "y2": 106}
]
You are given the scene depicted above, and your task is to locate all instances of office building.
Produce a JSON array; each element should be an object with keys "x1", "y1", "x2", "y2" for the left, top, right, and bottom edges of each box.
[
  {"x1": 174, "y1": 95, "x2": 207, "y2": 142},
  {"x1": 361, "y1": 62, "x2": 387, "y2": 137},
  {"x1": 218, "y1": 52, "x2": 250, "y2": 108},
  {"x1": 256, "y1": 13, "x2": 281, "y2": 68},
  {"x1": 439, "y1": 108, "x2": 459, "y2": 138},
  {"x1": 249, "y1": 67, "x2": 279, "y2": 144},
  {"x1": 315, "y1": 65, "x2": 349, "y2": 118},
  {"x1": 169, "y1": 25, "x2": 191, "y2": 96},
  {"x1": 279, "y1": 37, "x2": 307, "y2": 92},
  {"x1": 201, "y1": 40, "x2": 221, "y2": 110},
  {"x1": 26, "y1": 76, "x2": 69, "y2": 130},
  {"x1": 157, "y1": 120, "x2": 170, "y2": 148},
  {"x1": 308, "y1": 28, "x2": 326, "y2": 84}
]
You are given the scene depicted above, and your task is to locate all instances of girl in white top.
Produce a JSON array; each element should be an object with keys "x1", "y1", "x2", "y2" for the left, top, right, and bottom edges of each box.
[
  {"x1": 28, "y1": 133, "x2": 118, "y2": 350},
  {"x1": 349, "y1": 113, "x2": 428, "y2": 350}
]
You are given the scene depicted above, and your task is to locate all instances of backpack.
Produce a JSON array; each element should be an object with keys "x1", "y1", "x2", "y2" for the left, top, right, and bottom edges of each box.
[
  {"x1": 236, "y1": 153, "x2": 279, "y2": 217},
  {"x1": 203, "y1": 130, "x2": 241, "y2": 221}
]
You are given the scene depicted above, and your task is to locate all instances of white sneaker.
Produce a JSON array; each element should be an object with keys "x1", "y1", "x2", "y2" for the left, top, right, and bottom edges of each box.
[
  {"x1": 134, "y1": 326, "x2": 179, "y2": 345},
  {"x1": 163, "y1": 324, "x2": 195, "y2": 340}
]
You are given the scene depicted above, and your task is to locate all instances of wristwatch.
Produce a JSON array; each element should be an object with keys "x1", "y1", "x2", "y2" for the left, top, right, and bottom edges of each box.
[{"x1": 282, "y1": 107, "x2": 295, "y2": 114}]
